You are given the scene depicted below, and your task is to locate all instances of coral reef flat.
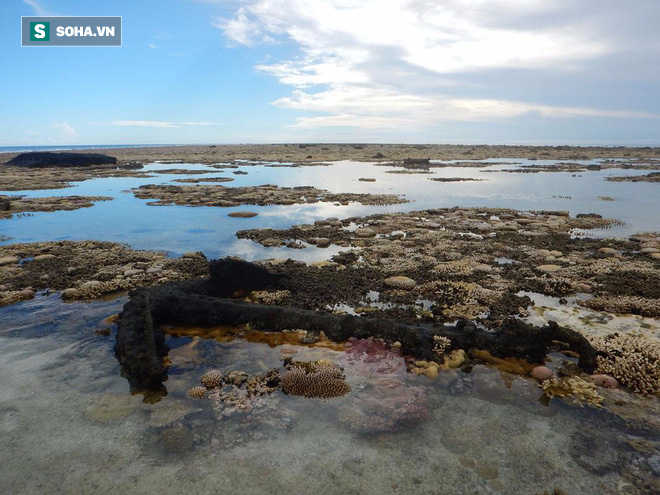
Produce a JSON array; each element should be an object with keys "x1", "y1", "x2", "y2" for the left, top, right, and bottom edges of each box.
[
  {"x1": 5, "y1": 143, "x2": 660, "y2": 166},
  {"x1": 1, "y1": 148, "x2": 659, "y2": 494}
]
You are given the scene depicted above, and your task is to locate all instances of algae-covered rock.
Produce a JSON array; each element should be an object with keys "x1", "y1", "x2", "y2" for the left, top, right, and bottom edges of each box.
[
  {"x1": 160, "y1": 425, "x2": 194, "y2": 453},
  {"x1": 7, "y1": 152, "x2": 117, "y2": 168},
  {"x1": 228, "y1": 211, "x2": 258, "y2": 218},
  {"x1": 0, "y1": 256, "x2": 19, "y2": 266}
]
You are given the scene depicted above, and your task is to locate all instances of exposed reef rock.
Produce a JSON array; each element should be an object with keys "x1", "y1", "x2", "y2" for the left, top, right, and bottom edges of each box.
[
  {"x1": 0, "y1": 163, "x2": 152, "y2": 191},
  {"x1": 485, "y1": 162, "x2": 660, "y2": 174},
  {"x1": 131, "y1": 184, "x2": 407, "y2": 207},
  {"x1": 606, "y1": 172, "x2": 660, "y2": 182},
  {"x1": 6, "y1": 152, "x2": 117, "y2": 168},
  {"x1": 172, "y1": 177, "x2": 234, "y2": 183},
  {"x1": 0, "y1": 194, "x2": 112, "y2": 219},
  {"x1": 0, "y1": 241, "x2": 208, "y2": 306},
  {"x1": 428, "y1": 177, "x2": 485, "y2": 182},
  {"x1": 4, "y1": 143, "x2": 657, "y2": 166},
  {"x1": 238, "y1": 208, "x2": 660, "y2": 319},
  {"x1": 403, "y1": 158, "x2": 431, "y2": 167},
  {"x1": 115, "y1": 258, "x2": 599, "y2": 396}
]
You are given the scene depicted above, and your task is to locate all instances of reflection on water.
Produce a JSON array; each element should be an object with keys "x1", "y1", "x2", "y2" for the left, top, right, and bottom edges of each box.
[
  {"x1": 1, "y1": 160, "x2": 660, "y2": 494},
  {"x1": 2, "y1": 159, "x2": 659, "y2": 261}
]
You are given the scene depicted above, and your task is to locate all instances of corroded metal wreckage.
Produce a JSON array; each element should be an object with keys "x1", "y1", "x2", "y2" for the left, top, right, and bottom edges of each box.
[{"x1": 115, "y1": 258, "x2": 598, "y2": 397}]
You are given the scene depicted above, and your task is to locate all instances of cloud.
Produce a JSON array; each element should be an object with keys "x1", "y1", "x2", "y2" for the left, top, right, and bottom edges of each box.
[
  {"x1": 274, "y1": 86, "x2": 659, "y2": 129},
  {"x1": 149, "y1": 43, "x2": 158, "y2": 49},
  {"x1": 219, "y1": 0, "x2": 612, "y2": 76},
  {"x1": 51, "y1": 122, "x2": 78, "y2": 143},
  {"x1": 215, "y1": 0, "x2": 660, "y2": 131},
  {"x1": 214, "y1": 11, "x2": 266, "y2": 46},
  {"x1": 21, "y1": 0, "x2": 57, "y2": 16},
  {"x1": 99, "y1": 121, "x2": 221, "y2": 128}
]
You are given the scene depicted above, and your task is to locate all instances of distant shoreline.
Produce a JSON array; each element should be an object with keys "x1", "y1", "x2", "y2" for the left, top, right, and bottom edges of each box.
[{"x1": 2, "y1": 143, "x2": 659, "y2": 163}]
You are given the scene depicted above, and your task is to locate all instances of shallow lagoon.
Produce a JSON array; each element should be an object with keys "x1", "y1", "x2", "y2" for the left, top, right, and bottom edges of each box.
[
  {"x1": 1, "y1": 159, "x2": 659, "y2": 494},
  {"x1": 2, "y1": 159, "x2": 659, "y2": 259}
]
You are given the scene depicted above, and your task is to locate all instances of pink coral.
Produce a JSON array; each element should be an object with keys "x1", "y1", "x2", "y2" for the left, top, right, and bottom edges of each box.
[
  {"x1": 343, "y1": 337, "x2": 407, "y2": 376},
  {"x1": 337, "y1": 338, "x2": 429, "y2": 432}
]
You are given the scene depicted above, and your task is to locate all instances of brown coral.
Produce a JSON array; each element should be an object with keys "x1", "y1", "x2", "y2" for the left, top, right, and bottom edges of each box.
[
  {"x1": 580, "y1": 295, "x2": 660, "y2": 318},
  {"x1": 432, "y1": 335, "x2": 451, "y2": 356},
  {"x1": 281, "y1": 361, "x2": 350, "y2": 399},
  {"x1": 251, "y1": 290, "x2": 291, "y2": 304},
  {"x1": 224, "y1": 370, "x2": 250, "y2": 386},
  {"x1": 200, "y1": 369, "x2": 223, "y2": 388},
  {"x1": 588, "y1": 333, "x2": 660, "y2": 395},
  {"x1": 541, "y1": 376, "x2": 603, "y2": 407},
  {"x1": 186, "y1": 386, "x2": 207, "y2": 400},
  {"x1": 160, "y1": 425, "x2": 194, "y2": 453},
  {"x1": 384, "y1": 276, "x2": 417, "y2": 290}
]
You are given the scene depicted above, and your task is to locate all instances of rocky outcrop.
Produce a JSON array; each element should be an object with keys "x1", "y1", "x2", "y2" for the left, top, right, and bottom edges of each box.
[
  {"x1": 115, "y1": 258, "x2": 599, "y2": 397},
  {"x1": 6, "y1": 152, "x2": 117, "y2": 168},
  {"x1": 402, "y1": 157, "x2": 431, "y2": 168}
]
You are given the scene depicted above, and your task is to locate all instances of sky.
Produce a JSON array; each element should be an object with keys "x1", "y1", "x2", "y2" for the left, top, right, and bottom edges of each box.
[{"x1": 1, "y1": 0, "x2": 659, "y2": 146}]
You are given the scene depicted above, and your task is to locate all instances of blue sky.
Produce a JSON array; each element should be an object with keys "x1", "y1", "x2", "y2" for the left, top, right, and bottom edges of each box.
[{"x1": 2, "y1": 0, "x2": 660, "y2": 146}]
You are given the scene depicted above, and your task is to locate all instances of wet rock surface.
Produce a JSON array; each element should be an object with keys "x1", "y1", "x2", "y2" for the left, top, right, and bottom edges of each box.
[
  {"x1": 0, "y1": 194, "x2": 112, "y2": 219},
  {"x1": 428, "y1": 177, "x2": 485, "y2": 182},
  {"x1": 132, "y1": 184, "x2": 408, "y2": 207},
  {"x1": 484, "y1": 161, "x2": 660, "y2": 174},
  {"x1": 172, "y1": 177, "x2": 235, "y2": 183},
  {"x1": 606, "y1": 172, "x2": 660, "y2": 182},
  {"x1": 0, "y1": 164, "x2": 153, "y2": 191},
  {"x1": 228, "y1": 211, "x2": 258, "y2": 218}
]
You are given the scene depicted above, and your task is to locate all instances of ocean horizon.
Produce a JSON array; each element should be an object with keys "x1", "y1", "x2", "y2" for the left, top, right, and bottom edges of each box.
[{"x1": 0, "y1": 144, "x2": 186, "y2": 153}]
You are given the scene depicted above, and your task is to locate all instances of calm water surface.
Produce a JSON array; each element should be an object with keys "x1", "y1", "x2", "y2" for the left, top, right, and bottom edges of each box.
[{"x1": 1, "y1": 159, "x2": 659, "y2": 259}]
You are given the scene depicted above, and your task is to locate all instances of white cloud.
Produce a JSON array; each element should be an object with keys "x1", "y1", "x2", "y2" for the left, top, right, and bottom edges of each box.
[
  {"x1": 215, "y1": 0, "x2": 660, "y2": 130},
  {"x1": 275, "y1": 86, "x2": 659, "y2": 129},
  {"x1": 149, "y1": 43, "x2": 158, "y2": 49},
  {"x1": 22, "y1": 0, "x2": 57, "y2": 16},
  {"x1": 214, "y1": 10, "x2": 274, "y2": 46},
  {"x1": 99, "y1": 121, "x2": 221, "y2": 128},
  {"x1": 219, "y1": 0, "x2": 610, "y2": 78},
  {"x1": 51, "y1": 122, "x2": 78, "y2": 142}
]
